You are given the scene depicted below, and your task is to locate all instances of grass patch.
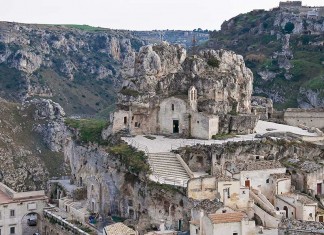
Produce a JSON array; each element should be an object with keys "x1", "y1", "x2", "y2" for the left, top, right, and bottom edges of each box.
[
  {"x1": 108, "y1": 143, "x2": 150, "y2": 175},
  {"x1": 212, "y1": 133, "x2": 237, "y2": 140},
  {"x1": 302, "y1": 76, "x2": 324, "y2": 90},
  {"x1": 120, "y1": 88, "x2": 140, "y2": 97},
  {"x1": 65, "y1": 118, "x2": 108, "y2": 144},
  {"x1": 57, "y1": 24, "x2": 106, "y2": 31}
]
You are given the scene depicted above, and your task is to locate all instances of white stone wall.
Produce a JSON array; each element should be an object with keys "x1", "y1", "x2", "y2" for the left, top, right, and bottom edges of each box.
[
  {"x1": 159, "y1": 97, "x2": 189, "y2": 135},
  {"x1": 213, "y1": 221, "x2": 241, "y2": 235},
  {"x1": 187, "y1": 177, "x2": 217, "y2": 200},
  {"x1": 239, "y1": 168, "x2": 286, "y2": 199},
  {"x1": 306, "y1": 167, "x2": 324, "y2": 196},
  {"x1": 275, "y1": 197, "x2": 295, "y2": 219},
  {"x1": 218, "y1": 181, "x2": 250, "y2": 210},
  {"x1": 191, "y1": 113, "x2": 218, "y2": 139},
  {"x1": 111, "y1": 110, "x2": 131, "y2": 133}
]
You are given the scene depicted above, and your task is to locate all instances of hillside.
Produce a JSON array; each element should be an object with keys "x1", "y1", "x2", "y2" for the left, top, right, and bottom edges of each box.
[
  {"x1": 205, "y1": 4, "x2": 324, "y2": 109},
  {"x1": 0, "y1": 22, "x2": 208, "y2": 117},
  {"x1": 0, "y1": 98, "x2": 69, "y2": 191}
]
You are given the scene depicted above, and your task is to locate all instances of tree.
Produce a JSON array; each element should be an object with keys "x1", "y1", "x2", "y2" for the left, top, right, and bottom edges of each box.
[{"x1": 284, "y1": 22, "x2": 295, "y2": 34}]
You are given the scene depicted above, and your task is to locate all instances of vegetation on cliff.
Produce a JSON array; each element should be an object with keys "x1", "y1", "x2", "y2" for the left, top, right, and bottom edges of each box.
[{"x1": 205, "y1": 8, "x2": 324, "y2": 109}]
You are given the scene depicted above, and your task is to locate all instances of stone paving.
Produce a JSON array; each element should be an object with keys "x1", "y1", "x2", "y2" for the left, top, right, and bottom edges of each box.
[{"x1": 122, "y1": 121, "x2": 319, "y2": 153}]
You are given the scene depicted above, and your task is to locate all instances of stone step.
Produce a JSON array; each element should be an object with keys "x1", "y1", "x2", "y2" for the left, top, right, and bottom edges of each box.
[
  {"x1": 150, "y1": 160, "x2": 184, "y2": 166},
  {"x1": 156, "y1": 175, "x2": 189, "y2": 183},
  {"x1": 154, "y1": 172, "x2": 189, "y2": 180},
  {"x1": 152, "y1": 166, "x2": 188, "y2": 174},
  {"x1": 154, "y1": 170, "x2": 189, "y2": 179},
  {"x1": 149, "y1": 154, "x2": 179, "y2": 159}
]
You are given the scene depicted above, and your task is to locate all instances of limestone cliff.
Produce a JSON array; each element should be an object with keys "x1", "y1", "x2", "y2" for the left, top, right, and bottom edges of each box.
[
  {"x1": 207, "y1": 5, "x2": 324, "y2": 109},
  {"x1": 0, "y1": 98, "x2": 69, "y2": 191},
  {"x1": 63, "y1": 139, "x2": 192, "y2": 232},
  {"x1": 120, "y1": 42, "x2": 253, "y2": 115}
]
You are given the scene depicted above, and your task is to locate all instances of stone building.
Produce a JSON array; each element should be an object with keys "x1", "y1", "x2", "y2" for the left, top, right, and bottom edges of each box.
[
  {"x1": 279, "y1": 1, "x2": 302, "y2": 9},
  {"x1": 0, "y1": 182, "x2": 47, "y2": 235},
  {"x1": 107, "y1": 43, "x2": 259, "y2": 140},
  {"x1": 191, "y1": 211, "x2": 256, "y2": 235},
  {"x1": 284, "y1": 108, "x2": 324, "y2": 129},
  {"x1": 225, "y1": 160, "x2": 287, "y2": 198},
  {"x1": 187, "y1": 176, "x2": 250, "y2": 210},
  {"x1": 275, "y1": 192, "x2": 318, "y2": 221}
]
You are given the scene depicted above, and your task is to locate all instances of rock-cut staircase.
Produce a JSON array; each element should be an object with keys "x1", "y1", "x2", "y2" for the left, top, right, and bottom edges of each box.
[{"x1": 147, "y1": 152, "x2": 191, "y2": 187}]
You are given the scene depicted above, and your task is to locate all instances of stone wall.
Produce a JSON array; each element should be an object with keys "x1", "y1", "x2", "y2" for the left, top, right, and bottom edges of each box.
[{"x1": 284, "y1": 108, "x2": 324, "y2": 129}]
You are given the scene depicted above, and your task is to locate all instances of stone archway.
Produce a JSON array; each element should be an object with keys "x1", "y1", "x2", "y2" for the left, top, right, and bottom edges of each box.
[{"x1": 21, "y1": 212, "x2": 41, "y2": 235}]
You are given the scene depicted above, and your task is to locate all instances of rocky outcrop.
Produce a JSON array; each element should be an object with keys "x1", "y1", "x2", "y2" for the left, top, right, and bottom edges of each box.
[
  {"x1": 25, "y1": 98, "x2": 68, "y2": 152},
  {"x1": 120, "y1": 42, "x2": 253, "y2": 115},
  {"x1": 0, "y1": 22, "x2": 145, "y2": 113},
  {"x1": 63, "y1": 139, "x2": 192, "y2": 233},
  {"x1": 298, "y1": 87, "x2": 324, "y2": 108},
  {"x1": 0, "y1": 98, "x2": 68, "y2": 191}
]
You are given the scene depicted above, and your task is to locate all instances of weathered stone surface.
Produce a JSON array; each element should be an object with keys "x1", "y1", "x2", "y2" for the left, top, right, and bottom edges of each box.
[{"x1": 24, "y1": 98, "x2": 68, "y2": 152}]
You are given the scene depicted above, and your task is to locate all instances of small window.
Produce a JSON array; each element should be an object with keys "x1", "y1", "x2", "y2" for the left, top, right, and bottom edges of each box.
[
  {"x1": 135, "y1": 122, "x2": 140, "y2": 128},
  {"x1": 266, "y1": 179, "x2": 270, "y2": 183},
  {"x1": 222, "y1": 209, "x2": 227, "y2": 213},
  {"x1": 242, "y1": 190, "x2": 245, "y2": 194},
  {"x1": 197, "y1": 121, "x2": 199, "y2": 124},
  {"x1": 309, "y1": 213, "x2": 313, "y2": 217},
  {"x1": 233, "y1": 233, "x2": 238, "y2": 235},
  {"x1": 276, "y1": 207, "x2": 279, "y2": 211},
  {"x1": 10, "y1": 227, "x2": 15, "y2": 234},
  {"x1": 10, "y1": 210, "x2": 15, "y2": 217},
  {"x1": 91, "y1": 185, "x2": 94, "y2": 190},
  {"x1": 123, "y1": 116, "x2": 127, "y2": 124},
  {"x1": 132, "y1": 116, "x2": 134, "y2": 120},
  {"x1": 171, "y1": 104, "x2": 174, "y2": 111},
  {"x1": 256, "y1": 156, "x2": 260, "y2": 160},
  {"x1": 292, "y1": 212, "x2": 294, "y2": 215}
]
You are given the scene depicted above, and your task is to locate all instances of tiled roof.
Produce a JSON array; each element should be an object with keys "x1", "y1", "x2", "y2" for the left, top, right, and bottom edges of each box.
[
  {"x1": 104, "y1": 222, "x2": 136, "y2": 235},
  {"x1": 208, "y1": 212, "x2": 245, "y2": 224}
]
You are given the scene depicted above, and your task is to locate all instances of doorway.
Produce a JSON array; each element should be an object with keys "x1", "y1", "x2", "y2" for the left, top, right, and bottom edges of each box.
[
  {"x1": 283, "y1": 206, "x2": 288, "y2": 218},
  {"x1": 173, "y1": 120, "x2": 179, "y2": 133},
  {"x1": 317, "y1": 183, "x2": 322, "y2": 195},
  {"x1": 245, "y1": 180, "x2": 250, "y2": 188},
  {"x1": 319, "y1": 215, "x2": 323, "y2": 222}
]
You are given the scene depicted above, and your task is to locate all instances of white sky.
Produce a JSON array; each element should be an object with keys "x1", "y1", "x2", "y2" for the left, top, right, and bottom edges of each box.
[{"x1": 0, "y1": 0, "x2": 323, "y2": 30}]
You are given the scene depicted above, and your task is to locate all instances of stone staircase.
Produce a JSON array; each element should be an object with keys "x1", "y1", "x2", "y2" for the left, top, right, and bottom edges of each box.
[{"x1": 147, "y1": 152, "x2": 191, "y2": 187}]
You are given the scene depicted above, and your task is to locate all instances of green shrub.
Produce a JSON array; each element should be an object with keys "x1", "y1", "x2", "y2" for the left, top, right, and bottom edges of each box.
[
  {"x1": 284, "y1": 22, "x2": 295, "y2": 34},
  {"x1": 65, "y1": 118, "x2": 108, "y2": 143},
  {"x1": 120, "y1": 88, "x2": 140, "y2": 97},
  {"x1": 207, "y1": 57, "x2": 220, "y2": 68},
  {"x1": 109, "y1": 144, "x2": 150, "y2": 175}
]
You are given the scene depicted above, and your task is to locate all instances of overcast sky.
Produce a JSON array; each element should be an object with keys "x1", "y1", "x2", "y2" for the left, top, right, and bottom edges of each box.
[{"x1": 0, "y1": 0, "x2": 323, "y2": 30}]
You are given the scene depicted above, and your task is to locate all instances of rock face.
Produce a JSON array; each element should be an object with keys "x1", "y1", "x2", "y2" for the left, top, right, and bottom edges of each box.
[
  {"x1": 298, "y1": 87, "x2": 324, "y2": 108},
  {"x1": 111, "y1": 42, "x2": 257, "y2": 137},
  {"x1": 25, "y1": 99, "x2": 68, "y2": 152},
  {"x1": 0, "y1": 98, "x2": 68, "y2": 191},
  {"x1": 63, "y1": 140, "x2": 192, "y2": 233},
  {"x1": 120, "y1": 42, "x2": 253, "y2": 115},
  {"x1": 0, "y1": 22, "x2": 145, "y2": 114},
  {"x1": 207, "y1": 5, "x2": 324, "y2": 109}
]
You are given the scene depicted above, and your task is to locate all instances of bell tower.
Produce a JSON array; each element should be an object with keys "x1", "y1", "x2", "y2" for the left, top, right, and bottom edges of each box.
[{"x1": 188, "y1": 86, "x2": 197, "y2": 111}]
